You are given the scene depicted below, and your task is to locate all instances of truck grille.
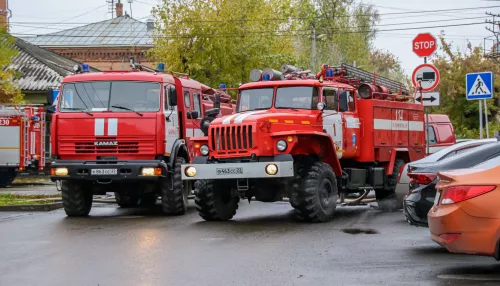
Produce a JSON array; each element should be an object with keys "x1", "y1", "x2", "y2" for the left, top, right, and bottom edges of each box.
[
  {"x1": 210, "y1": 125, "x2": 253, "y2": 152},
  {"x1": 58, "y1": 136, "x2": 155, "y2": 155},
  {"x1": 74, "y1": 141, "x2": 139, "y2": 154}
]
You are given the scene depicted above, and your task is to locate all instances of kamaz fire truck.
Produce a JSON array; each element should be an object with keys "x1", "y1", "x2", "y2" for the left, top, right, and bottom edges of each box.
[
  {"x1": 182, "y1": 64, "x2": 427, "y2": 222},
  {"x1": 0, "y1": 105, "x2": 47, "y2": 187},
  {"x1": 50, "y1": 62, "x2": 234, "y2": 217}
]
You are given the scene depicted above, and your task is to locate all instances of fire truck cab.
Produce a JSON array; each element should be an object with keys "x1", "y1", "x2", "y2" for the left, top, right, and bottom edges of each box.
[
  {"x1": 50, "y1": 63, "x2": 233, "y2": 216},
  {"x1": 183, "y1": 64, "x2": 426, "y2": 222}
]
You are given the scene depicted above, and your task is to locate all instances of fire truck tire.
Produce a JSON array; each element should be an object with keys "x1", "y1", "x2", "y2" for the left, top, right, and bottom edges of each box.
[
  {"x1": 61, "y1": 180, "x2": 93, "y2": 217},
  {"x1": 377, "y1": 159, "x2": 405, "y2": 212},
  {"x1": 195, "y1": 180, "x2": 239, "y2": 221},
  {"x1": 292, "y1": 162, "x2": 338, "y2": 223},
  {"x1": 114, "y1": 193, "x2": 141, "y2": 208},
  {"x1": 0, "y1": 168, "x2": 16, "y2": 188},
  {"x1": 161, "y1": 157, "x2": 189, "y2": 215}
]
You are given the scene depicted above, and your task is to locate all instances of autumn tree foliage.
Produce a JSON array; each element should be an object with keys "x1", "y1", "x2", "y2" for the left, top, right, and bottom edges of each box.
[
  {"x1": 432, "y1": 35, "x2": 500, "y2": 138},
  {"x1": 0, "y1": 26, "x2": 22, "y2": 103},
  {"x1": 149, "y1": 0, "x2": 402, "y2": 88}
]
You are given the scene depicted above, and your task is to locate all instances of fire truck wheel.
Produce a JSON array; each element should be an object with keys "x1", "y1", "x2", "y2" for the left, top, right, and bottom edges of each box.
[
  {"x1": 114, "y1": 192, "x2": 141, "y2": 208},
  {"x1": 161, "y1": 157, "x2": 189, "y2": 215},
  {"x1": 377, "y1": 159, "x2": 405, "y2": 212},
  {"x1": 0, "y1": 168, "x2": 16, "y2": 188},
  {"x1": 292, "y1": 162, "x2": 338, "y2": 223},
  {"x1": 61, "y1": 180, "x2": 93, "y2": 217},
  {"x1": 195, "y1": 180, "x2": 239, "y2": 221}
]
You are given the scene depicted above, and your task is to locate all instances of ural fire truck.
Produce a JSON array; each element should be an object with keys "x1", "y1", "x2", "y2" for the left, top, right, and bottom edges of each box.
[
  {"x1": 50, "y1": 63, "x2": 234, "y2": 217},
  {"x1": 0, "y1": 105, "x2": 47, "y2": 187},
  {"x1": 182, "y1": 64, "x2": 427, "y2": 222}
]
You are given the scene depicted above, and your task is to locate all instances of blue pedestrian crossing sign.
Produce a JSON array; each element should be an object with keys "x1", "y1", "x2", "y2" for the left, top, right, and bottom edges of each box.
[{"x1": 466, "y1": 72, "x2": 494, "y2": 100}]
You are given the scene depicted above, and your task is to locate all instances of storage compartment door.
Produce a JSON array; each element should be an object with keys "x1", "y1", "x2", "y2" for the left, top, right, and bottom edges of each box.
[{"x1": 0, "y1": 125, "x2": 20, "y2": 166}]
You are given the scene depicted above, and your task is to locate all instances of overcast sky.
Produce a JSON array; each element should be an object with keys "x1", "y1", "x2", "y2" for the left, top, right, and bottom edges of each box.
[{"x1": 8, "y1": 0, "x2": 499, "y2": 76}]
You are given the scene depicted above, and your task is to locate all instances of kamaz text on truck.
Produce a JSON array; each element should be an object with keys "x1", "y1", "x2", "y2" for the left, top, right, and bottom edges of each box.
[
  {"x1": 182, "y1": 64, "x2": 427, "y2": 222},
  {"x1": 50, "y1": 62, "x2": 234, "y2": 216}
]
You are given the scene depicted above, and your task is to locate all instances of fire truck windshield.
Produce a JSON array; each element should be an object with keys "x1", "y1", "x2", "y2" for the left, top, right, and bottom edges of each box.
[
  {"x1": 59, "y1": 81, "x2": 161, "y2": 113},
  {"x1": 275, "y1": 86, "x2": 318, "y2": 110},
  {"x1": 237, "y1": 88, "x2": 273, "y2": 112}
]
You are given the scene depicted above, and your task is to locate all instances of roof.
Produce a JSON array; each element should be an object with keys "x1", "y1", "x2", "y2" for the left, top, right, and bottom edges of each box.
[
  {"x1": 62, "y1": 71, "x2": 174, "y2": 84},
  {"x1": 23, "y1": 16, "x2": 153, "y2": 48},
  {"x1": 8, "y1": 37, "x2": 99, "y2": 91}
]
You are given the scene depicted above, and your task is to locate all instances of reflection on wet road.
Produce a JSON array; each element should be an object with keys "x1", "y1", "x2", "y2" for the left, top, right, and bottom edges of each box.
[{"x1": 0, "y1": 202, "x2": 498, "y2": 286}]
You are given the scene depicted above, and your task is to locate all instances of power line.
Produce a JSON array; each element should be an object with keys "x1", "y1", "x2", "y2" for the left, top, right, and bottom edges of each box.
[
  {"x1": 16, "y1": 4, "x2": 107, "y2": 34},
  {"x1": 12, "y1": 21, "x2": 486, "y2": 39},
  {"x1": 140, "y1": 5, "x2": 500, "y2": 23},
  {"x1": 8, "y1": 15, "x2": 488, "y2": 28}
]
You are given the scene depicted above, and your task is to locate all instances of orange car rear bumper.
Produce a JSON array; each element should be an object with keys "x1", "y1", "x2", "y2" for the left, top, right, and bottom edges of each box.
[{"x1": 428, "y1": 204, "x2": 500, "y2": 257}]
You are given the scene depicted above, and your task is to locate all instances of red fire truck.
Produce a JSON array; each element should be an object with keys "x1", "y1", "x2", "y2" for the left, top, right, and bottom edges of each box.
[
  {"x1": 182, "y1": 64, "x2": 427, "y2": 222},
  {"x1": 50, "y1": 62, "x2": 234, "y2": 216},
  {"x1": 0, "y1": 105, "x2": 47, "y2": 187}
]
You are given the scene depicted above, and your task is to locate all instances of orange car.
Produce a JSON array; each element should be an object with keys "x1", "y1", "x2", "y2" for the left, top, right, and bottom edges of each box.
[{"x1": 428, "y1": 164, "x2": 500, "y2": 260}]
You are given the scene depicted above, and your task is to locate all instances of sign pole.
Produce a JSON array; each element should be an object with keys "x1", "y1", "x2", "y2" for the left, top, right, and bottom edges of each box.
[
  {"x1": 484, "y1": 98, "x2": 489, "y2": 138},
  {"x1": 479, "y1": 100, "x2": 483, "y2": 139},
  {"x1": 426, "y1": 108, "x2": 430, "y2": 154}
]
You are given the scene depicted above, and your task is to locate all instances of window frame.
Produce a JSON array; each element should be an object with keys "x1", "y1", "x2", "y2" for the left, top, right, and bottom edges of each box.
[
  {"x1": 322, "y1": 87, "x2": 338, "y2": 111},
  {"x1": 193, "y1": 92, "x2": 202, "y2": 118},
  {"x1": 184, "y1": 90, "x2": 191, "y2": 108}
]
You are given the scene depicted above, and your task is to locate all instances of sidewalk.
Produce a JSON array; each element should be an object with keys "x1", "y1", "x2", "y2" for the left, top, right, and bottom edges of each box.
[{"x1": 0, "y1": 185, "x2": 59, "y2": 196}]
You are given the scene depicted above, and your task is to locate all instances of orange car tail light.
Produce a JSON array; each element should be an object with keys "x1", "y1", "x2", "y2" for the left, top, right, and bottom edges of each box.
[
  {"x1": 439, "y1": 233, "x2": 462, "y2": 243},
  {"x1": 441, "y1": 185, "x2": 496, "y2": 205},
  {"x1": 408, "y1": 173, "x2": 437, "y2": 185}
]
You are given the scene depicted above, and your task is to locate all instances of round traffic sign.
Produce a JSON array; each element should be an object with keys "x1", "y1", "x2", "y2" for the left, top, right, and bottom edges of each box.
[
  {"x1": 412, "y1": 64, "x2": 440, "y2": 92},
  {"x1": 413, "y1": 33, "x2": 437, "y2": 57}
]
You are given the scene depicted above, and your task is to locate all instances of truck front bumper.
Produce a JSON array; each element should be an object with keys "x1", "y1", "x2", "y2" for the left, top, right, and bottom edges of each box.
[
  {"x1": 50, "y1": 160, "x2": 167, "y2": 181},
  {"x1": 181, "y1": 156, "x2": 294, "y2": 180}
]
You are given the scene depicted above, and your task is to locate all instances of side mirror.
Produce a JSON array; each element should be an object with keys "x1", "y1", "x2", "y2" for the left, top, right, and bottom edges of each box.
[
  {"x1": 317, "y1": 102, "x2": 326, "y2": 111},
  {"x1": 205, "y1": 108, "x2": 220, "y2": 118},
  {"x1": 46, "y1": 105, "x2": 56, "y2": 114},
  {"x1": 168, "y1": 86, "x2": 177, "y2": 107},
  {"x1": 214, "y1": 93, "x2": 221, "y2": 109},
  {"x1": 339, "y1": 90, "x2": 348, "y2": 112},
  {"x1": 187, "y1": 110, "x2": 199, "y2": 119},
  {"x1": 46, "y1": 88, "x2": 58, "y2": 106}
]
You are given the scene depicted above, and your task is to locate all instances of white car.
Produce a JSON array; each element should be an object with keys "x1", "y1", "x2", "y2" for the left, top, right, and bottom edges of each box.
[{"x1": 395, "y1": 138, "x2": 497, "y2": 208}]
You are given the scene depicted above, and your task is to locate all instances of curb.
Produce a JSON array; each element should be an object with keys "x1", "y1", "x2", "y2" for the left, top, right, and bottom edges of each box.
[{"x1": 0, "y1": 202, "x2": 63, "y2": 212}]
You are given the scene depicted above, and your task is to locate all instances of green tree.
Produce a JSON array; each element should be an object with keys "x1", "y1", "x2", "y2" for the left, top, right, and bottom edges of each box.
[
  {"x1": 150, "y1": 0, "x2": 296, "y2": 88},
  {"x1": 432, "y1": 35, "x2": 500, "y2": 138},
  {"x1": 0, "y1": 26, "x2": 22, "y2": 103}
]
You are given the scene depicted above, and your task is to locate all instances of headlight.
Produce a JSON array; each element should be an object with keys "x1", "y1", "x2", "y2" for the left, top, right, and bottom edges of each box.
[
  {"x1": 265, "y1": 164, "x2": 278, "y2": 175},
  {"x1": 200, "y1": 145, "x2": 209, "y2": 156},
  {"x1": 54, "y1": 167, "x2": 68, "y2": 176},
  {"x1": 185, "y1": 166, "x2": 197, "y2": 177},
  {"x1": 276, "y1": 140, "x2": 287, "y2": 152},
  {"x1": 141, "y1": 167, "x2": 162, "y2": 176}
]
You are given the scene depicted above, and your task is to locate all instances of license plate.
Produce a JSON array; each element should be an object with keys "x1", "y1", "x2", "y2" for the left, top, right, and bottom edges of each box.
[
  {"x1": 91, "y1": 169, "x2": 117, "y2": 175},
  {"x1": 216, "y1": 167, "x2": 243, "y2": 175},
  {"x1": 434, "y1": 191, "x2": 441, "y2": 205}
]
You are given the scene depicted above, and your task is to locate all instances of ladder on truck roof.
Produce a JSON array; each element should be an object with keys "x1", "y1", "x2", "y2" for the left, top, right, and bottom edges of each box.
[{"x1": 334, "y1": 63, "x2": 409, "y2": 95}]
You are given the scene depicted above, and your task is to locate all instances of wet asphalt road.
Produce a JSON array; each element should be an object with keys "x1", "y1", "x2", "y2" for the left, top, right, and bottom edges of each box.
[{"x1": 0, "y1": 200, "x2": 499, "y2": 286}]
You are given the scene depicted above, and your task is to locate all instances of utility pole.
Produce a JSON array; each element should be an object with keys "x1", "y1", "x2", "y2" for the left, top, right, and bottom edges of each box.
[
  {"x1": 128, "y1": 0, "x2": 133, "y2": 18},
  {"x1": 485, "y1": 12, "x2": 500, "y2": 60},
  {"x1": 311, "y1": 23, "x2": 317, "y2": 70},
  {"x1": 107, "y1": 0, "x2": 115, "y2": 18}
]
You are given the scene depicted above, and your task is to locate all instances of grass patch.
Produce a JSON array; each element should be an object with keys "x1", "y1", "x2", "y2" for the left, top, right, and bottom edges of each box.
[{"x1": 0, "y1": 194, "x2": 61, "y2": 206}]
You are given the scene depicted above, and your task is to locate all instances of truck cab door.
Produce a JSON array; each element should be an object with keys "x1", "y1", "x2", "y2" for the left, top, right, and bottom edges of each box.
[
  {"x1": 321, "y1": 87, "x2": 344, "y2": 159},
  {"x1": 164, "y1": 85, "x2": 179, "y2": 156},
  {"x1": 183, "y1": 90, "x2": 205, "y2": 159}
]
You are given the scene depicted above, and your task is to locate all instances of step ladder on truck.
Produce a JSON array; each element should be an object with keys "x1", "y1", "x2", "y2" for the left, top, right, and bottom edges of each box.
[{"x1": 0, "y1": 104, "x2": 46, "y2": 187}]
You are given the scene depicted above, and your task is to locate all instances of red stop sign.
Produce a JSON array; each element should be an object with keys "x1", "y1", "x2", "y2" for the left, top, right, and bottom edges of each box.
[{"x1": 412, "y1": 33, "x2": 437, "y2": 57}]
